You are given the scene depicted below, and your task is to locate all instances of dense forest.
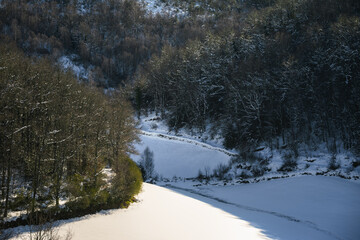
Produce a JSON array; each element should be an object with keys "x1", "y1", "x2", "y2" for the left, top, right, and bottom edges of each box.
[
  {"x1": 136, "y1": 0, "x2": 360, "y2": 156},
  {"x1": 0, "y1": 0, "x2": 360, "y2": 228},
  {"x1": 0, "y1": 0, "x2": 210, "y2": 87},
  {"x1": 0, "y1": 43, "x2": 142, "y2": 225}
]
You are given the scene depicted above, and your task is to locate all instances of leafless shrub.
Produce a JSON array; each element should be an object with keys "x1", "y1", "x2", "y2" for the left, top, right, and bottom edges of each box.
[{"x1": 20, "y1": 215, "x2": 72, "y2": 240}]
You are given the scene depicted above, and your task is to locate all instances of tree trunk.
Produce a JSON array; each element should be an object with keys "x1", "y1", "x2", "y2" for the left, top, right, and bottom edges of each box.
[{"x1": 3, "y1": 138, "x2": 12, "y2": 218}]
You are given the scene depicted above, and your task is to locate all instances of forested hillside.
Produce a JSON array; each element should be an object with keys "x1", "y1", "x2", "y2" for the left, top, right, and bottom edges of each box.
[
  {"x1": 136, "y1": 0, "x2": 360, "y2": 156},
  {"x1": 0, "y1": 0, "x2": 359, "y2": 227},
  {"x1": 0, "y1": 0, "x2": 210, "y2": 87},
  {"x1": 0, "y1": 43, "x2": 142, "y2": 225}
]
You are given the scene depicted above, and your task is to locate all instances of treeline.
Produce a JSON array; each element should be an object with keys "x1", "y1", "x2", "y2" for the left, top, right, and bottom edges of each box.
[
  {"x1": 0, "y1": 43, "x2": 142, "y2": 221},
  {"x1": 0, "y1": 0, "x2": 211, "y2": 87},
  {"x1": 136, "y1": 0, "x2": 360, "y2": 155}
]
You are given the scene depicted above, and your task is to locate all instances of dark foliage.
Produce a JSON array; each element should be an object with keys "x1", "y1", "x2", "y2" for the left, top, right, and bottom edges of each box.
[
  {"x1": 137, "y1": 0, "x2": 360, "y2": 155},
  {"x1": 0, "y1": 0, "x2": 210, "y2": 87},
  {"x1": 0, "y1": 43, "x2": 141, "y2": 221}
]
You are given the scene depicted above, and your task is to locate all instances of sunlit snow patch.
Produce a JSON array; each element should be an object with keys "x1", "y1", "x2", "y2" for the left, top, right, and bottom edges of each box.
[{"x1": 131, "y1": 134, "x2": 231, "y2": 179}]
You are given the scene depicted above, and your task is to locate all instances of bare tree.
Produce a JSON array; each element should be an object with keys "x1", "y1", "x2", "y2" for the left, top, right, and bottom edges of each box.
[
  {"x1": 21, "y1": 214, "x2": 73, "y2": 240},
  {"x1": 139, "y1": 147, "x2": 155, "y2": 181}
]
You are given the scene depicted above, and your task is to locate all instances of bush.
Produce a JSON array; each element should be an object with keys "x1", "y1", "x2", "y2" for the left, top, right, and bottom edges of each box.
[
  {"x1": 10, "y1": 188, "x2": 31, "y2": 211},
  {"x1": 238, "y1": 170, "x2": 252, "y2": 179},
  {"x1": 234, "y1": 150, "x2": 270, "y2": 177},
  {"x1": 197, "y1": 169, "x2": 204, "y2": 180},
  {"x1": 328, "y1": 155, "x2": 340, "y2": 170},
  {"x1": 352, "y1": 160, "x2": 360, "y2": 168},
  {"x1": 150, "y1": 123, "x2": 158, "y2": 130},
  {"x1": 278, "y1": 152, "x2": 297, "y2": 172},
  {"x1": 251, "y1": 163, "x2": 268, "y2": 177},
  {"x1": 65, "y1": 196, "x2": 91, "y2": 211},
  {"x1": 24, "y1": 213, "x2": 73, "y2": 240},
  {"x1": 139, "y1": 147, "x2": 155, "y2": 181},
  {"x1": 213, "y1": 163, "x2": 230, "y2": 179},
  {"x1": 65, "y1": 174, "x2": 85, "y2": 200},
  {"x1": 93, "y1": 190, "x2": 110, "y2": 206},
  {"x1": 110, "y1": 156, "x2": 142, "y2": 205}
]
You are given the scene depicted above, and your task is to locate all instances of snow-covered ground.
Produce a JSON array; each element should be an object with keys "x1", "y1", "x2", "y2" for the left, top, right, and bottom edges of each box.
[
  {"x1": 10, "y1": 183, "x2": 270, "y2": 240},
  {"x1": 130, "y1": 132, "x2": 232, "y2": 178},
  {"x1": 132, "y1": 113, "x2": 237, "y2": 179},
  {"x1": 6, "y1": 114, "x2": 360, "y2": 240},
  {"x1": 163, "y1": 176, "x2": 360, "y2": 240},
  {"x1": 138, "y1": 113, "x2": 226, "y2": 149},
  {"x1": 58, "y1": 55, "x2": 93, "y2": 81},
  {"x1": 140, "y1": 0, "x2": 186, "y2": 17},
  {"x1": 9, "y1": 177, "x2": 360, "y2": 240},
  {"x1": 137, "y1": 113, "x2": 360, "y2": 181},
  {"x1": 132, "y1": 113, "x2": 237, "y2": 178}
]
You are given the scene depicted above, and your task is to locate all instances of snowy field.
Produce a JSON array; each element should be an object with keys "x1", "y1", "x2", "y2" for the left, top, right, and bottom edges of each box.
[
  {"x1": 10, "y1": 183, "x2": 269, "y2": 240},
  {"x1": 9, "y1": 177, "x2": 360, "y2": 240},
  {"x1": 130, "y1": 133, "x2": 232, "y2": 178},
  {"x1": 164, "y1": 176, "x2": 360, "y2": 240}
]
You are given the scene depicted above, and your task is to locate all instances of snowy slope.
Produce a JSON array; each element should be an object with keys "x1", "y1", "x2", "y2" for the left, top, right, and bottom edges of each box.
[
  {"x1": 138, "y1": 113, "x2": 227, "y2": 149},
  {"x1": 137, "y1": 113, "x2": 360, "y2": 181},
  {"x1": 10, "y1": 183, "x2": 270, "y2": 240}
]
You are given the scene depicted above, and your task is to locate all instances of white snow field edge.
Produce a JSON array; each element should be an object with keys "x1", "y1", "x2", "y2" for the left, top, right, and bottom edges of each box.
[{"x1": 9, "y1": 177, "x2": 360, "y2": 240}]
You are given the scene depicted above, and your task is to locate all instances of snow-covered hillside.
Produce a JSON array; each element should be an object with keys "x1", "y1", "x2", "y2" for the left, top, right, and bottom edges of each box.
[{"x1": 135, "y1": 113, "x2": 360, "y2": 182}]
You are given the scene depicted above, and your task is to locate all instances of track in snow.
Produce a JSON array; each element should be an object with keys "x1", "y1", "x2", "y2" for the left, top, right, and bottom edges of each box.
[
  {"x1": 165, "y1": 184, "x2": 343, "y2": 240},
  {"x1": 140, "y1": 130, "x2": 237, "y2": 157}
]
